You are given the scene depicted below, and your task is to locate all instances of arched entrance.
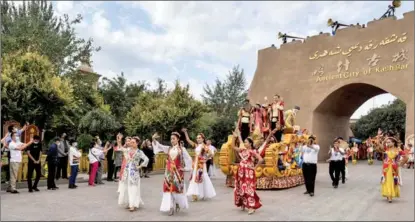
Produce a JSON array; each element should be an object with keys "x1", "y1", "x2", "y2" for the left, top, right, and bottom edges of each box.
[
  {"x1": 247, "y1": 11, "x2": 414, "y2": 160},
  {"x1": 312, "y1": 83, "x2": 402, "y2": 160}
]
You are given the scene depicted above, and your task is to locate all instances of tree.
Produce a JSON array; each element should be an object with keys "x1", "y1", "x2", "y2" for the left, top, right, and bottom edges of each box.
[
  {"x1": 202, "y1": 65, "x2": 247, "y2": 116},
  {"x1": 1, "y1": 0, "x2": 100, "y2": 73},
  {"x1": 1, "y1": 51, "x2": 76, "y2": 129},
  {"x1": 78, "y1": 108, "x2": 121, "y2": 140},
  {"x1": 99, "y1": 73, "x2": 148, "y2": 122},
  {"x1": 124, "y1": 80, "x2": 206, "y2": 140},
  {"x1": 351, "y1": 99, "x2": 406, "y2": 140}
]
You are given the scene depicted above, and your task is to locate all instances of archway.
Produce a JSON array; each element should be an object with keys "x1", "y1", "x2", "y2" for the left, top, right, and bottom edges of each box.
[{"x1": 312, "y1": 83, "x2": 404, "y2": 160}]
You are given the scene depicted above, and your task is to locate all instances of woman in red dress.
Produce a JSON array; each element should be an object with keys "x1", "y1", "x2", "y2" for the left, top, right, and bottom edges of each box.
[{"x1": 232, "y1": 127, "x2": 263, "y2": 215}]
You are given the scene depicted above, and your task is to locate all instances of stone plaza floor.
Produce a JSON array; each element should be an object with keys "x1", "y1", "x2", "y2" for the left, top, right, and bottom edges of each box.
[{"x1": 1, "y1": 161, "x2": 414, "y2": 221}]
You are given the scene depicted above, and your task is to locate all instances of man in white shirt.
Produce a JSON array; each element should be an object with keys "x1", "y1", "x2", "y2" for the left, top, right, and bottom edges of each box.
[
  {"x1": 301, "y1": 135, "x2": 320, "y2": 197},
  {"x1": 327, "y1": 139, "x2": 345, "y2": 188},
  {"x1": 206, "y1": 140, "x2": 217, "y2": 177},
  {"x1": 68, "y1": 139, "x2": 82, "y2": 189},
  {"x1": 7, "y1": 132, "x2": 33, "y2": 193}
]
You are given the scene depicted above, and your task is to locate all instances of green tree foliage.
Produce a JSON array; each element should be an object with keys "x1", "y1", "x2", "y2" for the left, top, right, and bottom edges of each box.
[
  {"x1": 99, "y1": 73, "x2": 148, "y2": 122},
  {"x1": 76, "y1": 133, "x2": 94, "y2": 153},
  {"x1": 1, "y1": 0, "x2": 100, "y2": 73},
  {"x1": 201, "y1": 65, "x2": 248, "y2": 145},
  {"x1": 125, "y1": 80, "x2": 206, "y2": 140},
  {"x1": 1, "y1": 51, "x2": 75, "y2": 129},
  {"x1": 78, "y1": 108, "x2": 121, "y2": 139},
  {"x1": 351, "y1": 99, "x2": 406, "y2": 140}
]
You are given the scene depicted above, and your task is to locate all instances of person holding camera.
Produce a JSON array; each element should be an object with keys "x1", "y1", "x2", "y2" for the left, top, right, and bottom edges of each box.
[
  {"x1": 302, "y1": 135, "x2": 320, "y2": 197},
  {"x1": 88, "y1": 138, "x2": 111, "y2": 186}
]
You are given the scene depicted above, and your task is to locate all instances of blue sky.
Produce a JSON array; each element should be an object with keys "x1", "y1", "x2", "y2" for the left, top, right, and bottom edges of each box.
[{"x1": 45, "y1": 1, "x2": 414, "y2": 119}]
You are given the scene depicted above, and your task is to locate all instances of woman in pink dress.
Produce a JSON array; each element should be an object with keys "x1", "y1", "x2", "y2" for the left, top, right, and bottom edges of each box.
[{"x1": 232, "y1": 127, "x2": 264, "y2": 215}]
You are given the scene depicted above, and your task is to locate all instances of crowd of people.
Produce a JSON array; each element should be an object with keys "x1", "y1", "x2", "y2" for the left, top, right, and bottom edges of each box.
[{"x1": 1, "y1": 94, "x2": 414, "y2": 216}]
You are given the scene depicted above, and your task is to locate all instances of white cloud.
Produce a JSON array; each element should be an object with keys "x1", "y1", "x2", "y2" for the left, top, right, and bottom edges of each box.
[{"x1": 51, "y1": 1, "x2": 413, "y2": 118}]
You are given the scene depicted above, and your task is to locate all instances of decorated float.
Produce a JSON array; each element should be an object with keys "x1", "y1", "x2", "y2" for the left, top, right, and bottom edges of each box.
[{"x1": 219, "y1": 98, "x2": 314, "y2": 189}]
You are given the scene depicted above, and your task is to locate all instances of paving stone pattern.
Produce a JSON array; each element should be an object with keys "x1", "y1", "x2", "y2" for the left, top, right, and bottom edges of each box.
[{"x1": 1, "y1": 162, "x2": 414, "y2": 221}]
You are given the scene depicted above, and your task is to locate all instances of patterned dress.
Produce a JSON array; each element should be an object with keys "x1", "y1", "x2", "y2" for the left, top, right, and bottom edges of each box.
[
  {"x1": 381, "y1": 148, "x2": 405, "y2": 198},
  {"x1": 234, "y1": 149, "x2": 262, "y2": 210},
  {"x1": 152, "y1": 141, "x2": 192, "y2": 212}
]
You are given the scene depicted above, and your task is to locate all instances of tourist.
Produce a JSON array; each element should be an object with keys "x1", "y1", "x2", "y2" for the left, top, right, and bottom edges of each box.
[
  {"x1": 56, "y1": 133, "x2": 69, "y2": 180},
  {"x1": 117, "y1": 137, "x2": 131, "y2": 192},
  {"x1": 113, "y1": 143, "x2": 123, "y2": 182},
  {"x1": 88, "y1": 139, "x2": 110, "y2": 187},
  {"x1": 302, "y1": 135, "x2": 320, "y2": 197},
  {"x1": 4, "y1": 123, "x2": 28, "y2": 183},
  {"x1": 116, "y1": 134, "x2": 149, "y2": 212},
  {"x1": 152, "y1": 132, "x2": 192, "y2": 216},
  {"x1": 407, "y1": 144, "x2": 414, "y2": 169},
  {"x1": 327, "y1": 139, "x2": 344, "y2": 188},
  {"x1": 231, "y1": 128, "x2": 263, "y2": 215},
  {"x1": 141, "y1": 139, "x2": 154, "y2": 178},
  {"x1": 206, "y1": 139, "x2": 217, "y2": 177},
  {"x1": 94, "y1": 136, "x2": 105, "y2": 185},
  {"x1": 46, "y1": 137, "x2": 60, "y2": 190},
  {"x1": 106, "y1": 141, "x2": 116, "y2": 181},
  {"x1": 380, "y1": 137, "x2": 409, "y2": 203},
  {"x1": 26, "y1": 135, "x2": 42, "y2": 192},
  {"x1": 7, "y1": 133, "x2": 34, "y2": 193},
  {"x1": 68, "y1": 139, "x2": 81, "y2": 189},
  {"x1": 182, "y1": 129, "x2": 216, "y2": 202}
]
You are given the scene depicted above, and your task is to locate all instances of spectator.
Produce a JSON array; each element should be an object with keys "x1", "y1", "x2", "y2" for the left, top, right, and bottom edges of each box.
[
  {"x1": 7, "y1": 132, "x2": 33, "y2": 193},
  {"x1": 141, "y1": 139, "x2": 154, "y2": 178},
  {"x1": 68, "y1": 139, "x2": 81, "y2": 189},
  {"x1": 106, "y1": 141, "x2": 115, "y2": 182},
  {"x1": 113, "y1": 144, "x2": 123, "y2": 182},
  {"x1": 56, "y1": 133, "x2": 69, "y2": 180},
  {"x1": 26, "y1": 135, "x2": 42, "y2": 192},
  {"x1": 46, "y1": 138, "x2": 60, "y2": 190}
]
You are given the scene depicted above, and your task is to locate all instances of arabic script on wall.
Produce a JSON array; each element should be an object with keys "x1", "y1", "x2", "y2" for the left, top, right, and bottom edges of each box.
[{"x1": 309, "y1": 33, "x2": 408, "y2": 60}]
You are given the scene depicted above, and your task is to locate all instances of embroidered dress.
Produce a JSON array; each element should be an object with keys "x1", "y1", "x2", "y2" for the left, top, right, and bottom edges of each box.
[
  {"x1": 152, "y1": 141, "x2": 192, "y2": 212},
  {"x1": 381, "y1": 149, "x2": 405, "y2": 198},
  {"x1": 187, "y1": 144, "x2": 216, "y2": 199},
  {"x1": 234, "y1": 149, "x2": 262, "y2": 210},
  {"x1": 118, "y1": 148, "x2": 149, "y2": 209}
]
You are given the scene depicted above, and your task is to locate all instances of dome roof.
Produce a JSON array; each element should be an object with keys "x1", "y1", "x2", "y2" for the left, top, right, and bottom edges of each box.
[{"x1": 77, "y1": 63, "x2": 94, "y2": 73}]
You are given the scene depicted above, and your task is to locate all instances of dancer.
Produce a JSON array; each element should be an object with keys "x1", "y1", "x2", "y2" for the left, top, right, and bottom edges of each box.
[
  {"x1": 268, "y1": 94, "x2": 284, "y2": 142},
  {"x1": 237, "y1": 100, "x2": 252, "y2": 141},
  {"x1": 232, "y1": 127, "x2": 263, "y2": 215},
  {"x1": 116, "y1": 134, "x2": 149, "y2": 212},
  {"x1": 206, "y1": 139, "x2": 217, "y2": 177},
  {"x1": 366, "y1": 138, "x2": 374, "y2": 165},
  {"x1": 302, "y1": 135, "x2": 320, "y2": 197},
  {"x1": 407, "y1": 144, "x2": 414, "y2": 169},
  {"x1": 379, "y1": 137, "x2": 408, "y2": 203},
  {"x1": 182, "y1": 129, "x2": 216, "y2": 202},
  {"x1": 152, "y1": 132, "x2": 193, "y2": 216},
  {"x1": 351, "y1": 142, "x2": 358, "y2": 165}
]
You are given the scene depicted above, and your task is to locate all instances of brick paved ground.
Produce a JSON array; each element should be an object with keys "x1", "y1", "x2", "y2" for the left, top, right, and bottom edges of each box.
[{"x1": 1, "y1": 161, "x2": 414, "y2": 221}]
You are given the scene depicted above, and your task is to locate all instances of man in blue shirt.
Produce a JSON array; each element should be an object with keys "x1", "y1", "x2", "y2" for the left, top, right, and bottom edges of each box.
[{"x1": 46, "y1": 137, "x2": 61, "y2": 190}]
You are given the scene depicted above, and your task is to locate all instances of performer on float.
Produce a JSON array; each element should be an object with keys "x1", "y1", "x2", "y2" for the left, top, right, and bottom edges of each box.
[
  {"x1": 182, "y1": 129, "x2": 217, "y2": 202},
  {"x1": 152, "y1": 132, "x2": 193, "y2": 216},
  {"x1": 252, "y1": 104, "x2": 263, "y2": 137},
  {"x1": 256, "y1": 128, "x2": 279, "y2": 158},
  {"x1": 378, "y1": 137, "x2": 409, "y2": 203},
  {"x1": 231, "y1": 127, "x2": 263, "y2": 215},
  {"x1": 116, "y1": 134, "x2": 149, "y2": 212},
  {"x1": 237, "y1": 99, "x2": 253, "y2": 141},
  {"x1": 366, "y1": 138, "x2": 374, "y2": 165},
  {"x1": 283, "y1": 106, "x2": 300, "y2": 134},
  {"x1": 260, "y1": 103, "x2": 270, "y2": 138},
  {"x1": 268, "y1": 94, "x2": 284, "y2": 142},
  {"x1": 351, "y1": 142, "x2": 359, "y2": 165}
]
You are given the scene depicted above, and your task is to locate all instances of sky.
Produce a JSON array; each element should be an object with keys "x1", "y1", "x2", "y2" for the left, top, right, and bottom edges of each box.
[{"x1": 27, "y1": 1, "x2": 415, "y2": 119}]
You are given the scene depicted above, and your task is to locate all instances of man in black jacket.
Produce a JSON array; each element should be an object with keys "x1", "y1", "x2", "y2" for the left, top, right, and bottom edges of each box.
[
  {"x1": 46, "y1": 137, "x2": 60, "y2": 190},
  {"x1": 27, "y1": 135, "x2": 42, "y2": 192}
]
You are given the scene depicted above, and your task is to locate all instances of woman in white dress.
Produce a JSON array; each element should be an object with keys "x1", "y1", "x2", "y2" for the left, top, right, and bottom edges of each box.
[
  {"x1": 116, "y1": 134, "x2": 149, "y2": 212},
  {"x1": 182, "y1": 129, "x2": 217, "y2": 202},
  {"x1": 152, "y1": 132, "x2": 193, "y2": 216}
]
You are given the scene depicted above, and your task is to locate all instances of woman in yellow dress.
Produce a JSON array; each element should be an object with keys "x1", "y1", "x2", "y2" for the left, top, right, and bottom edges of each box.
[{"x1": 379, "y1": 137, "x2": 408, "y2": 203}]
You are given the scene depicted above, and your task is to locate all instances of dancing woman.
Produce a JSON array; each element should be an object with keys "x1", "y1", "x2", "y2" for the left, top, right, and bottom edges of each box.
[
  {"x1": 378, "y1": 137, "x2": 408, "y2": 203},
  {"x1": 152, "y1": 132, "x2": 193, "y2": 216},
  {"x1": 116, "y1": 134, "x2": 149, "y2": 212},
  {"x1": 182, "y1": 129, "x2": 216, "y2": 202},
  {"x1": 366, "y1": 138, "x2": 374, "y2": 165},
  {"x1": 232, "y1": 127, "x2": 263, "y2": 215}
]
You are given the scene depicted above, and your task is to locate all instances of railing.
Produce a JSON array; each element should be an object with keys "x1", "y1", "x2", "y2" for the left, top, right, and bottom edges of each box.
[{"x1": 1, "y1": 151, "x2": 220, "y2": 182}]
